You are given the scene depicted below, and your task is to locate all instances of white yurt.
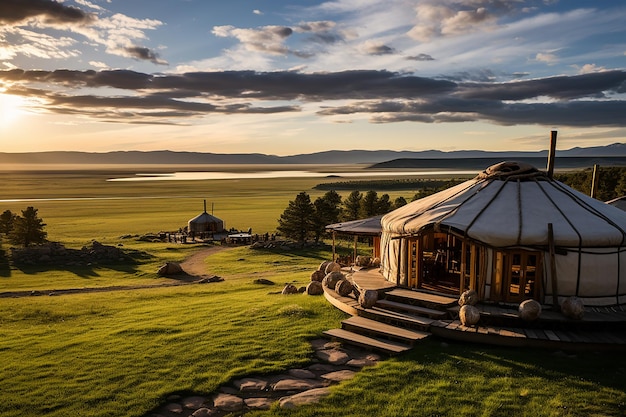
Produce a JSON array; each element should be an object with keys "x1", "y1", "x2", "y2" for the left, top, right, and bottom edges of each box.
[
  {"x1": 188, "y1": 201, "x2": 225, "y2": 234},
  {"x1": 380, "y1": 161, "x2": 626, "y2": 307}
]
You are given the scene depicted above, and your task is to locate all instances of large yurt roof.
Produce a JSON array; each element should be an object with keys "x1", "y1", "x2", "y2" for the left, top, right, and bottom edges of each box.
[{"x1": 381, "y1": 161, "x2": 626, "y2": 248}]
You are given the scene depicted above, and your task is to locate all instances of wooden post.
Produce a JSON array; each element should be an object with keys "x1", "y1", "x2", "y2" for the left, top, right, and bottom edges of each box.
[
  {"x1": 548, "y1": 223, "x2": 559, "y2": 310},
  {"x1": 590, "y1": 164, "x2": 599, "y2": 199},
  {"x1": 547, "y1": 130, "x2": 557, "y2": 179},
  {"x1": 332, "y1": 231, "x2": 336, "y2": 262},
  {"x1": 353, "y1": 235, "x2": 358, "y2": 265}
]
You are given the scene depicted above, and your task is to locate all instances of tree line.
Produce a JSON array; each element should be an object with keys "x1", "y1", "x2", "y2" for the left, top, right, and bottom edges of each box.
[
  {"x1": 554, "y1": 166, "x2": 626, "y2": 201},
  {"x1": 277, "y1": 189, "x2": 412, "y2": 243}
]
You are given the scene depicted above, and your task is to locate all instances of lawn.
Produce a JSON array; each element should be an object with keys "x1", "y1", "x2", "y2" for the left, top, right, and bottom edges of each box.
[{"x1": 1, "y1": 168, "x2": 625, "y2": 417}]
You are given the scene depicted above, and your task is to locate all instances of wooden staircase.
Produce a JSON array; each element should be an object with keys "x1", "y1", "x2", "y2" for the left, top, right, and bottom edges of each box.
[{"x1": 323, "y1": 286, "x2": 457, "y2": 354}]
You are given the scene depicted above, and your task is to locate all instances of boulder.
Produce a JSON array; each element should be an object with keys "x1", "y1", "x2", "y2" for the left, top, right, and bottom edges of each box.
[
  {"x1": 358, "y1": 289, "x2": 378, "y2": 309},
  {"x1": 322, "y1": 271, "x2": 344, "y2": 289},
  {"x1": 305, "y1": 281, "x2": 324, "y2": 296},
  {"x1": 335, "y1": 279, "x2": 354, "y2": 297},
  {"x1": 281, "y1": 283, "x2": 299, "y2": 295},
  {"x1": 518, "y1": 299, "x2": 542, "y2": 321},
  {"x1": 458, "y1": 289, "x2": 478, "y2": 306},
  {"x1": 561, "y1": 296, "x2": 585, "y2": 320},
  {"x1": 156, "y1": 262, "x2": 184, "y2": 276},
  {"x1": 318, "y1": 260, "x2": 332, "y2": 272},
  {"x1": 324, "y1": 261, "x2": 342, "y2": 274},
  {"x1": 459, "y1": 304, "x2": 480, "y2": 326},
  {"x1": 355, "y1": 256, "x2": 371, "y2": 267},
  {"x1": 310, "y1": 270, "x2": 326, "y2": 282}
]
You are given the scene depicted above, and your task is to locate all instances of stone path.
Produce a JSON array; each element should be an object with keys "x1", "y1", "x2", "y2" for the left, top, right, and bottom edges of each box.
[{"x1": 146, "y1": 339, "x2": 381, "y2": 417}]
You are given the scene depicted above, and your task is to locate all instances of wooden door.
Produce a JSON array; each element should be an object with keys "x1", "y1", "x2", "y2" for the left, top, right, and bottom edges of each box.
[{"x1": 504, "y1": 251, "x2": 541, "y2": 303}]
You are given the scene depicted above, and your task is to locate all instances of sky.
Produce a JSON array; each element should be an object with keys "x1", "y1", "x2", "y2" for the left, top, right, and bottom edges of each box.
[{"x1": 0, "y1": 0, "x2": 624, "y2": 155}]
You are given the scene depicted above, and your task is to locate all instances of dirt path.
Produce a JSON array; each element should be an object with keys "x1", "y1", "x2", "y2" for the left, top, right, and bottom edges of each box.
[
  {"x1": 179, "y1": 245, "x2": 227, "y2": 278},
  {"x1": 0, "y1": 245, "x2": 229, "y2": 298}
]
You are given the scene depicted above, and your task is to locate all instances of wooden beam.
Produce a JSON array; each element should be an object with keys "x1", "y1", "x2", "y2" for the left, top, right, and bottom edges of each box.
[
  {"x1": 547, "y1": 130, "x2": 557, "y2": 179},
  {"x1": 590, "y1": 164, "x2": 599, "y2": 199},
  {"x1": 548, "y1": 223, "x2": 559, "y2": 310}
]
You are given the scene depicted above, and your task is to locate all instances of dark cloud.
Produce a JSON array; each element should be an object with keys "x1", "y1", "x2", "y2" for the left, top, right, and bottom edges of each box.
[
  {"x1": 124, "y1": 46, "x2": 168, "y2": 65},
  {"x1": 0, "y1": 0, "x2": 94, "y2": 25},
  {"x1": 0, "y1": 68, "x2": 624, "y2": 127},
  {"x1": 406, "y1": 54, "x2": 435, "y2": 61},
  {"x1": 363, "y1": 43, "x2": 396, "y2": 56},
  {"x1": 458, "y1": 70, "x2": 626, "y2": 100}
]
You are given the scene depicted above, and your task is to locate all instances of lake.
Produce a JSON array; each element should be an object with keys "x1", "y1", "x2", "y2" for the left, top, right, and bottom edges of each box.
[{"x1": 107, "y1": 168, "x2": 478, "y2": 181}]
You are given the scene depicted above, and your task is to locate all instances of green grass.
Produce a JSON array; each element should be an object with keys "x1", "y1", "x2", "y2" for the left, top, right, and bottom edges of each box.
[
  {"x1": 257, "y1": 342, "x2": 626, "y2": 417},
  {"x1": 2, "y1": 168, "x2": 626, "y2": 417},
  {"x1": 0, "y1": 246, "x2": 346, "y2": 417}
]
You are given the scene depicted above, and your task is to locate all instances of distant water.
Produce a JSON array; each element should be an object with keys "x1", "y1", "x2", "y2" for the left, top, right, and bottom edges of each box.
[{"x1": 107, "y1": 169, "x2": 477, "y2": 182}]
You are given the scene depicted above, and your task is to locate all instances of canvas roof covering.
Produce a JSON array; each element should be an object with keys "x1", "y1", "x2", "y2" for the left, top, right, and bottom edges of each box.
[
  {"x1": 381, "y1": 161, "x2": 626, "y2": 248},
  {"x1": 326, "y1": 215, "x2": 383, "y2": 236},
  {"x1": 188, "y1": 211, "x2": 224, "y2": 232}
]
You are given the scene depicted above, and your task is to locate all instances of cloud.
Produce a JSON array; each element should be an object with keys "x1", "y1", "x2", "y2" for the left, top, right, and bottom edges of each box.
[
  {"x1": 213, "y1": 25, "x2": 294, "y2": 56},
  {"x1": 0, "y1": 68, "x2": 624, "y2": 128},
  {"x1": 0, "y1": 1, "x2": 165, "y2": 65},
  {"x1": 361, "y1": 40, "x2": 396, "y2": 56},
  {"x1": 407, "y1": 54, "x2": 435, "y2": 61},
  {"x1": 0, "y1": 0, "x2": 95, "y2": 26},
  {"x1": 123, "y1": 45, "x2": 167, "y2": 65},
  {"x1": 535, "y1": 52, "x2": 558, "y2": 64},
  {"x1": 253, "y1": 9, "x2": 263, "y2": 16},
  {"x1": 407, "y1": 0, "x2": 519, "y2": 42}
]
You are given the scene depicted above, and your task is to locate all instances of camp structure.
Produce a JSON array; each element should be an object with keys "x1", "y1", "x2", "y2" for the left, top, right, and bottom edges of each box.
[
  {"x1": 379, "y1": 161, "x2": 626, "y2": 307},
  {"x1": 187, "y1": 201, "x2": 225, "y2": 234},
  {"x1": 607, "y1": 196, "x2": 626, "y2": 211},
  {"x1": 326, "y1": 215, "x2": 383, "y2": 262}
]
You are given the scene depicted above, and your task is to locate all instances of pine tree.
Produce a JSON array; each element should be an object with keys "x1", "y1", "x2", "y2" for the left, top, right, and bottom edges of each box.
[
  {"x1": 360, "y1": 190, "x2": 379, "y2": 217},
  {"x1": 277, "y1": 192, "x2": 315, "y2": 243},
  {"x1": 342, "y1": 190, "x2": 362, "y2": 221},
  {"x1": 377, "y1": 193, "x2": 392, "y2": 214},
  {"x1": 312, "y1": 190, "x2": 342, "y2": 242},
  {"x1": 8, "y1": 207, "x2": 47, "y2": 247},
  {"x1": 393, "y1": 196, "x2": 408, "y2": 209},
  {"x1": 0, "y1": 210, "x2": 15, "y2": 235}
]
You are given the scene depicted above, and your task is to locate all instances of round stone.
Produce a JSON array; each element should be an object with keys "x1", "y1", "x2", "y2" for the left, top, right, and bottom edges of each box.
[
  {"x1": 459, "y1": 304, "x2": 480, "y2": 326},
  {"x1": 518, "y1": 299, "x2": 542, "y2": 321}
]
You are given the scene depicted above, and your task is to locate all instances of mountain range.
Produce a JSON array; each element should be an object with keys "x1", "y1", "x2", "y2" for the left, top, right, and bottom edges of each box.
[{"x1": 1, "y1": 143, "x2": 625, "y2": 166}]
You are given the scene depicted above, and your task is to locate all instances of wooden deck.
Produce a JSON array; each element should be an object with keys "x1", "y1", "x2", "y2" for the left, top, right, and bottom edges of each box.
[{"x1": 323, "y1": 271, "x2": 626, "y2": 351}]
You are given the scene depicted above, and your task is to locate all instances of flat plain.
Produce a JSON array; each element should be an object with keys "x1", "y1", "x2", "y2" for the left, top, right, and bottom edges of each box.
[{"x1": 1, "y1": 166, "x2": 625, "y2": 417}]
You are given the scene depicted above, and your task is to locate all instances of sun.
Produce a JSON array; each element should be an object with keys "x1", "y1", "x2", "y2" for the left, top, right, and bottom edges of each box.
[{"x1": 0, "y1": 93, "x2": 26, "y2": 127}]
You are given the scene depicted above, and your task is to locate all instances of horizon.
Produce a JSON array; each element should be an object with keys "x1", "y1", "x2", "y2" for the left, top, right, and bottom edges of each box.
[
  {"x1": 0, "y1": 1, "x2": 625, "y2": 155},
  {"x1": 1, "y1": 142, "x2": 625, "y2": 156}
]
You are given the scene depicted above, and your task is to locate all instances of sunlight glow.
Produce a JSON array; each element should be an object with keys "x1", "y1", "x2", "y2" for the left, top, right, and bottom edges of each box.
[{"x1": 0, "y1": 93, "x2": 26, "y2": 127}]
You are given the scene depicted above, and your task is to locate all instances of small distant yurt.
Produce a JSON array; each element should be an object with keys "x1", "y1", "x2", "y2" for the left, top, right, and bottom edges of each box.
[
  {"x1": 380, "y1": 161, "x2": 626, "y2": 307},
  {"x1": 188, "y1": 201, "x2": 225, "y2": 234}
]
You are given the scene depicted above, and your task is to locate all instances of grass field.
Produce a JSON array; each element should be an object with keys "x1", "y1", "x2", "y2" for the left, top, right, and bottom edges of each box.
[{"x1": 1, "y1": 167, "x2": 626, "y2": 417}]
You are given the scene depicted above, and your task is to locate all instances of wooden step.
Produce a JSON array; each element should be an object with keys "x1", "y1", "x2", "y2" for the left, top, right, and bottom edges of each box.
[
  {"x1": 341, "y1": 316, "x2": 431, "y2": 345},
  {"x1": 376, "y1": 299, "x2": 449, "y2": 319},
  {"x1": 361, "y1": 307, "x2": 434, "y2": 331},
  {"x1": 323, "y1": 328, "x2": 412, "y2": 355},
  {"x1": 385, "y1": 288, "x2": 458, "y2": 308}
]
